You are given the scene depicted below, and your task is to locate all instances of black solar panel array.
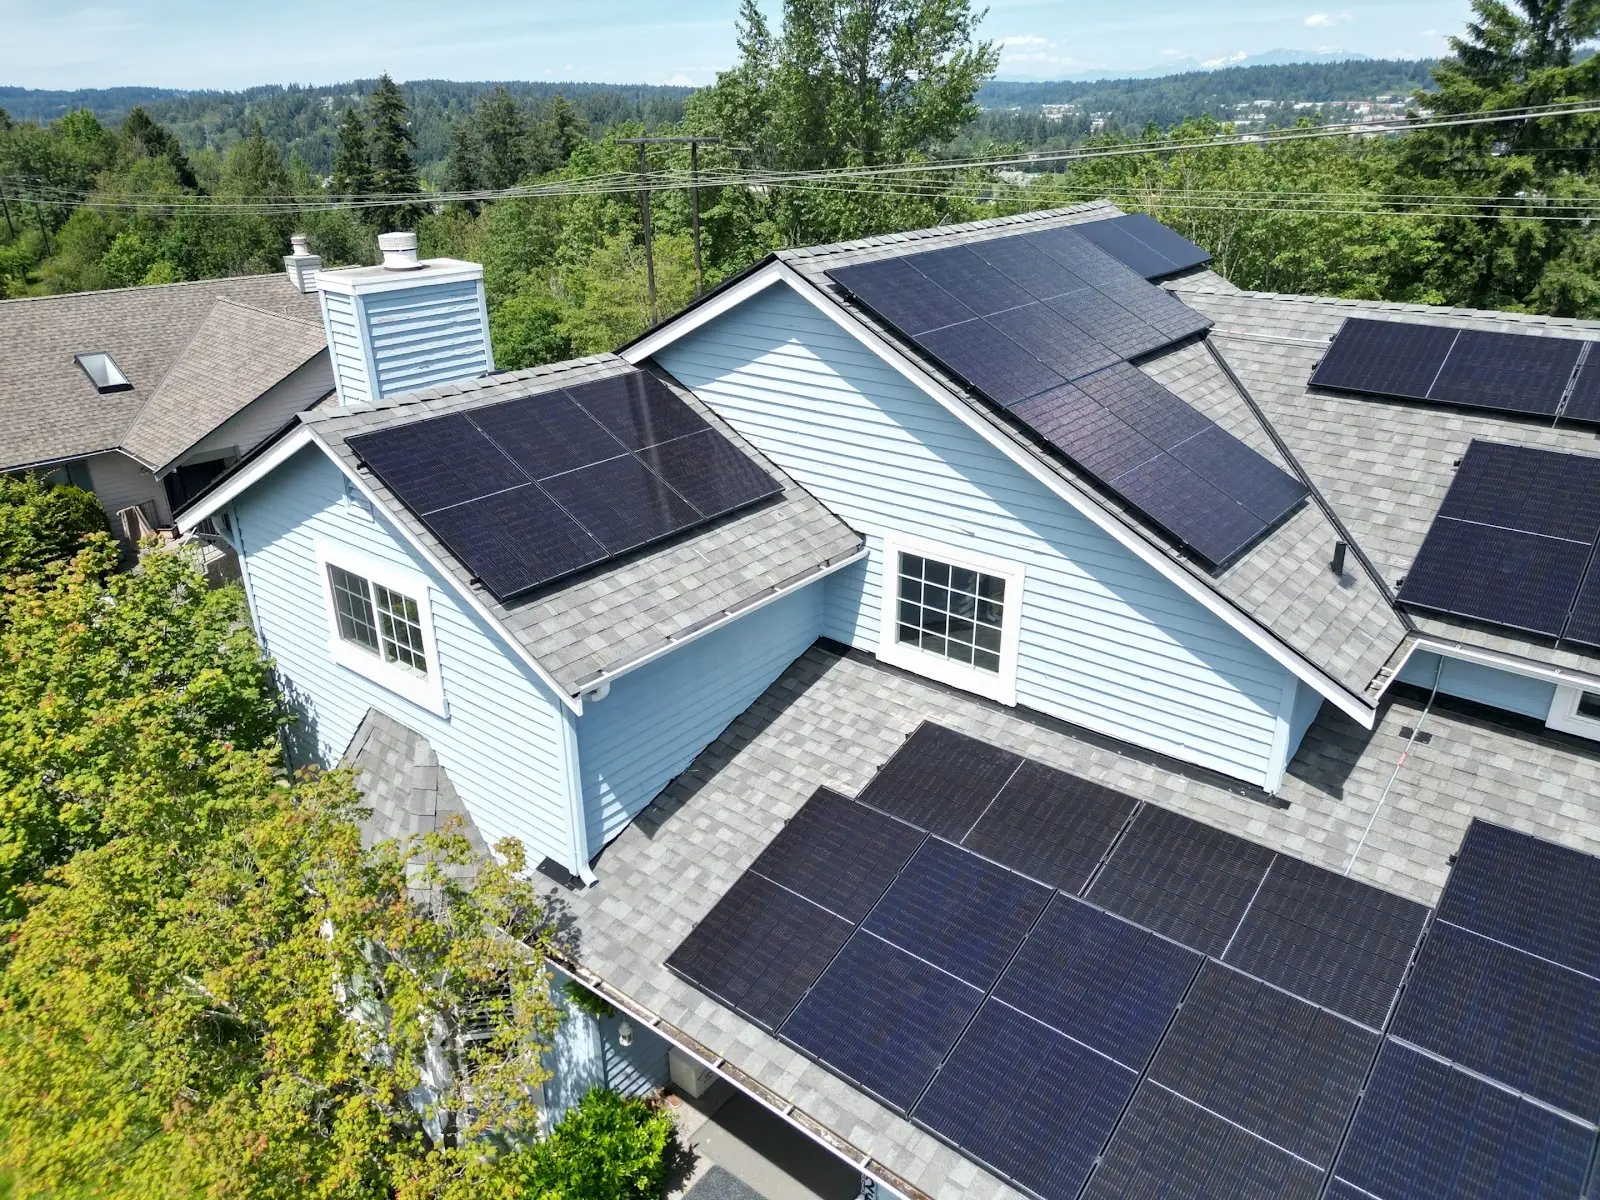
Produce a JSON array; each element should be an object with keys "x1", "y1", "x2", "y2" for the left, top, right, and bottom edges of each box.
[
  {"x1": 1398, "y1": 439, "x2": 1600, "y2": 644},
  {"x1": 1074, "y1": 212, "x2": 1214, "y2": 280},
  {"x1": 346, "y1": 369, "x2": 782, "y2": 601},
  {"x1": 1313, "y1": 316, "x2": 1597, "y2": 425},
  {"x1": 826, "y1": 220, "x2": 1308, "y2": 569}
]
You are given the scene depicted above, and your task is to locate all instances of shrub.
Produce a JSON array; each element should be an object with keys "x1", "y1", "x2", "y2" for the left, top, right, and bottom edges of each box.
[
  {"x1": 511, "y1": 1089, "x2": 674, "y2": 1200},
  {"x1": 0, "y1": 475, "x2": 107, "y2": 578}
]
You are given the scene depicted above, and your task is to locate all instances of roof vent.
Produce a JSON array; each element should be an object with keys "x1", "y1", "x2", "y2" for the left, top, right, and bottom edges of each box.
[
  {"x1": 74, "y1": 351, "x2": 132, "y2": 394},
  {"x1": 378, "y1": 231, "x2": 424, "y2": 272},
  {"x1": 283, "y1": 233, "x2": 323, "y2": 294},
  {"x1": 1331, "y1": 540, "x2": 1348, "y2": 578}
]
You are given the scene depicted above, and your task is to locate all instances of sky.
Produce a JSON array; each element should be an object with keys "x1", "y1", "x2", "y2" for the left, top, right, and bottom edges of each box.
[{"x1": 0, "y1": 0, "x2": 1477, "y2": 92}]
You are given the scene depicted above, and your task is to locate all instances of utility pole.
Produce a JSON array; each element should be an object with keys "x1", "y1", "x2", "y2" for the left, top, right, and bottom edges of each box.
[
  {"x1": 0, "y1": 180, "x2": 14, "y2": 240},
  {"x1": 617, "y1": 135, "x2": 722, "y2": 318}
]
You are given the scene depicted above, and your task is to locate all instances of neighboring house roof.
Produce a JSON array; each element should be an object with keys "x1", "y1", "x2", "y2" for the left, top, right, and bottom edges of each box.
[
  {"x1": 567, "y1": 640, "x2": 1600, "y2": 1200},
  {"x1": 644, "y1": 201, "x2": 1411, "y2": 715},
  {"x1": 122, "y1": 297, "x2": 328, "y2": 472},
  {"x1": 0, "y1": 274, "x2": 325, "y2": 472},
  {"x1": 1176, "y1": 283, "x2": 1600, "y2": 684},
  {"x1": 300, "y1": 354, "x2": 865, "y2": 696},
  {"x1": 342, "y1": 707, "x2": 491, "y2": 887}
]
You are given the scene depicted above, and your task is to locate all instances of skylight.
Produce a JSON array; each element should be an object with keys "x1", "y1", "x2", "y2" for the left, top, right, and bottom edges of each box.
[{"x1": 74, "y1": 352, "x2": 131, "y2": 394}]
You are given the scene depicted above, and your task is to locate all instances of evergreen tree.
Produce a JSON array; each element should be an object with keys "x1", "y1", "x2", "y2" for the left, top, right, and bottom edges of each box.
[
  {"x1": 330, "y1": 105, "x2": 372, "y2": 201},
  {"x1": 118, "y1": 106, "x2": 198, "y2": 189},
  {"x1": 545, "y1": 92, "x2": 587, "y2": 167},
  {"x1": 442, "y1": 119, "x2": 482, "y2": 212},
  {"x1": 366, "y1": 73, "x2": 424, "y2": 230},
  {"x1": 475, "y1": 85, "x2": 531, "y2": 190}
]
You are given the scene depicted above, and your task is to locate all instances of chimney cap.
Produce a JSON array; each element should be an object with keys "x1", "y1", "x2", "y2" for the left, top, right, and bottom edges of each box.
[
  {"x1": 289, "y1": 233, "x2": 311, "y2": 254},
  {"x1": 378, "y1": 231, "x2": 424, "y2": 271}
]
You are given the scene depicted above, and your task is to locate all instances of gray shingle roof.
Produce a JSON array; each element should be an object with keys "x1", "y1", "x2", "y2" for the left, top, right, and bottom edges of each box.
[
  {"x1": 567, "y1": 641, "x2": 1600, "y2": 1200},
  {"x1": 0, "y1": 274, "x2": 324, "y2": 471},
  {"x1": 305, "y1": 354, "x2": 864, "y2": 695},
  {"x1": 1176, "y1": 284, "x2": 1600, "y2": 681},
  {"x1": 777, "y1": 203, "x2": 1409, "y2": 704}
]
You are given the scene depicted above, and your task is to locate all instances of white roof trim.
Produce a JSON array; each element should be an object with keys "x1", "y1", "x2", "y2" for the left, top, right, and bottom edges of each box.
[
  {"x1": 178, "y1": 425, "x2": 584, "y2": 717},
  {"x1": 1398, "y1": 634, "x2": 1600, "y2": 697},
  {"x1": 623, "y1": 261, "x2": 1378, "y2": 729}
]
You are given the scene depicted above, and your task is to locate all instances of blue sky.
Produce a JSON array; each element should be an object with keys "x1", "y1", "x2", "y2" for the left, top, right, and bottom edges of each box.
[{"x1": 0, "y1": 0, "x2": 1476, "y2": 91}]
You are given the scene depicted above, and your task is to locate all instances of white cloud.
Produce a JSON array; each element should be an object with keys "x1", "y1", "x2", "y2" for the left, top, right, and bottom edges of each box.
[
  {"x1": 999, "y1": 34, "x2": 1048, "y2": 47},
  {"x1": 662, "y1": 73, "x2": 697, "y2": 86},
  {"x1": 1305, "y1": 12, "x2": 1352, "y2": 28}
]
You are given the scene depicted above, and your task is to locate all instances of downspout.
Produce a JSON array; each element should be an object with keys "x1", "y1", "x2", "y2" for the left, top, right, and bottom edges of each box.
[{"x1": 560, "y1": 705, "x2": 599, "y2": 886}]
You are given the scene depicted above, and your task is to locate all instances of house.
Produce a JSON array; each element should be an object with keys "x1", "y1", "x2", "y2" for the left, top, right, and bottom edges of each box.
[
  {"x1": 0, "y1": 236, "x2": 333, "y2": 541},
  {"x1": 179, "y1": 209, "x2": 1600, "y2": 1199}
]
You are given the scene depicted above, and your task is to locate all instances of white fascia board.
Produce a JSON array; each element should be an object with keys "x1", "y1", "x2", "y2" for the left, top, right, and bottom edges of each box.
[
  {"x1": 178, "y1": 425, "x2": 583, "y2": 717},
  {"x1": 1397, "y1": 633, "x2": 1600, "y2": 696},
  {"x1": 627, "y1": 261, "x2": 1376, "y2": 729}
]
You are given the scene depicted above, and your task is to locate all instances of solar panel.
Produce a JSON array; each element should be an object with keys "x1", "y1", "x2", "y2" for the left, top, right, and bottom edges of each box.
[
  {"x1": 1009, "y1": 385, "x2": 1165, "y2": 481},
  {"x1": 633, "y1": 428, "x2": 784, "y2": 520},
  {"x1": 470, "y1": 390, "x2": 625, "y2": 481},
  {"x1": 665, "y1": 872, "x2": 854, "y2": 1032},
  {"x1": 1438, "y1": 821, "x2": 1600, "y2": 977},
  {"x1": 1390, "y1": 921, "x2": 1600, "y2": 1120},
  {"x1": 862, "y1": 838, "x2": 1052, "y2": 990},
  {"x1": 967, "y1": 235, "x2": 1091, "y2": 301},
  {"x1": 1437, "y1": 441, "x2": 1600, "y2": 545},
  {"x1": 856, "y1": 722, "x2": 1022, "y2": 840},
  {"x1": 984, "y1": 303, "x2": 1122, "y2": 383},
  {"x1": 352, "y1": 412, "x2": 526, "y2": 514},
  {"x1": 1042, "y1": 288, "x2": 1168, "y2": 362},
  {"x1": 1398, "y1": 517, "x2": 1590, "y2": 637},
  {"x1": 1074, "y1": 218, "x2": 1179, "y2": 281},
  {"x1": 1311, "y1": 319, "x2": 1460, "y2": 400},
  {"x1": 1564, "y1": 351, "x2": 1600, "y2": 425},
  {"x1": 826, "y1": 256, "x2": 978, "y2": 336},
  {"x1": 961, "y1": 759, "x2": 1139, "y2": 893},
  {"x1": 1115, "y1": 213, "x2": 1214, "y2": 276},
  {"x1": 419, "y1": 485, "x2": 606, "y2": 598},
  {"x1": 563, "y1": 372, "x2": 709, "y2": 451},
  {"x1": 538, "y1": 453, "x2": 703, "y2": 556},
  {"x1": 747, "y1": 787, "x2": 926, "y2": 923},
  {"x1": 1333, "y1": 1041, "x2": 1591, "y2": 1200},
  {"x1": 1429, "y1": 330, "x2": 1582, "y2": 417},
  {"x1": 1082, "y1": 1082, "x2": 1326, "y2": 1200},
  {"x1": 1223, "y1": 855, "x2": 1429, "y2": 1028},
  {"x1": 1148, "y1": 962, "x2": 1379, "y2": 1167},
  {"x1": 1087, "y1": 805, "x2": 1275, "y2": 955},
  {"x1": 916, "y1": 318, "x2": 1068, "y2": 406},
  {"x1": 907, "y1": 245, "x2": 1038, "y2": 317},
  {"x1": 913, "y1": 1000, "x2": 1138, "y2": 1200},
  {"x1": 993, "y1": 894, "x2": 1201, "y2": 1068},
  {"x1": 1171, "y1": 425, "x2": 1309, "y2": 527},
  {"x1": 1108, "y1": 452, "x2": 1276, "y2": 569},
  {"x1": 1561, "y1": 567, "x2": 1600, "y2": 649},
  {"x1": 1075, "y1": 362, "x2": 1213, "y2": 450},
  {"x1": 778, "y1": 931, "x2": 983, "y2": 1114}
]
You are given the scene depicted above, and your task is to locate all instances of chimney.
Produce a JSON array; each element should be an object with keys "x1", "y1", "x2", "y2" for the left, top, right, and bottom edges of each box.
[
  {"x1": 312, "y1": 242, "x2": 493, "y2": 406},
  {"x1": 283, "y1": 233, "x2": 323, "y2": 294}
]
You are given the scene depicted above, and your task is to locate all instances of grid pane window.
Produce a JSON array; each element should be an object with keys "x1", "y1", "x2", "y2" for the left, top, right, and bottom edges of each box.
[
  {"x1": 896, "y1": 552, "x2": 1006, "y2": 673},
  {"x1": 375, "y1": 584, "x2": 428, "y2": 676},
  {"x1": 328, "y1": 565, "x2": 380, "y2": 654}
]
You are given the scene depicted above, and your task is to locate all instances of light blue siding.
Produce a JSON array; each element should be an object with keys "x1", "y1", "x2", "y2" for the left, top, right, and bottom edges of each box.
[
  {"x1": 362, "y1": 281, "x2": 492, "y2": 398},
  {"x1": 656, "y1": 283, "x2": 1299, "y2": 789},
  {"x1": 229, "y1": 445, "x2": 582, "y2": 870},
  {"x1": 543, "y1": 977, "x2": 670, "y2": 1127},
  {"x1": 320, "y1": 290, "x2": 371, "y2": 405},
  {"x1": 599, "y1": 1009, "x2": 671, "y2": 1097},
  {"x1": 577, "y1": 586, "x2": 825, "y2": 847},
  {"x1": 1286, "y1": 681, "x2": 1324, "y2": 763},
  {"x1": 1397, "y1": 650, "x2": 1556, "y2": 720}
]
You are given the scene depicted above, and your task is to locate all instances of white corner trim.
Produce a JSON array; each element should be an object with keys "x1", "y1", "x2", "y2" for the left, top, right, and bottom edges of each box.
[
  {"x1": 180, "y1": 427, "x2": 583, "y2": 716},
  {"x1": 876, "y1": 531, "x2": 1023, "y2": 707},
  {"x1": 620, "y1": 263, "x2": 787, "y2": 363},
  {"x1": 313, "y1": 538, "x2": 448, "y2": 718},
  {"x1": 626, "y1": 260, "x2": 1376, "y2": 729}
]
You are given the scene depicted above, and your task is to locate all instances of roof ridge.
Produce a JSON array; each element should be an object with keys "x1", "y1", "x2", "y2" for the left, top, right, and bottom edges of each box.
[
  {"x1": 778, "y1": 200, "x2": 1121, "y2": 260},
  {"x1": 206, "y1": 294, "x2": 327, "y2": 329},
  {"x1": 0, "y1": 271, "x2": 301, "y2": 307},
  {"x1": 1176, "y1": 286, "x2": 1600, "y2": 331}
]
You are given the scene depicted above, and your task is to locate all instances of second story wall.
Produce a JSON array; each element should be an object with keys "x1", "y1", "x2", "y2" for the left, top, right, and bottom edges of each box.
[
  {"x1": 654, "y1": 282, "x2": 1303, "y2": 791},
  {"x1": 227, "y1": 445, "x2": 583, "y2": 872},
  {"x1": 179, "y1": 351, "x2": 335, "y2": 468}
]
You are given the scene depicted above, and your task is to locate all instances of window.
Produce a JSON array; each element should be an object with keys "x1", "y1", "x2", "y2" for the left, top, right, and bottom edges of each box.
[
  {"x1": 316, "y1": 542, "x2": 445, "y2": 715},
  {"x1": 876, "y1": 533, "x2": 1024, "y2": 706},
  {"x1": 74, "y1": 352, "x2": 131, "y2": 393},
  {"x1": 1579, "y1": 692, "x2": 1600, "y2": 722},
  {"x1": 1550, "y1": 685, "x2": 1600, "y2": 740}
]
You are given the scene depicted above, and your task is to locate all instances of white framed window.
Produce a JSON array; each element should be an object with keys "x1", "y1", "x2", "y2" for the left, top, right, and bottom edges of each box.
[
  {"x1": 315, "y1": 540, "x2": 446, "y2": 716},
  {"x1": 1547, "y1": 685, "x2": 1600, "y2": 740},
  {"x1": 876, "y1": 532, "x2": 1024, "y2": 706}
]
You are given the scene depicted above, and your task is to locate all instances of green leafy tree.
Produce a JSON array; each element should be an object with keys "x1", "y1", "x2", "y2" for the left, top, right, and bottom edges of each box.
[
  {"x1": 119, "y1": 105, "x2": 199, "y2": 189},
  {"x1": 368, "y1": 73, "x2": 425, "y2": 230},
  {"x1": 0, "y1": 536, "x2": 280, "y2": 922},
  {"x1": 508, "y1": 1089, "x2": 674, "y2": 1200},
  {"x1": 477, "y1": 85, "x2": 533, "y2": 190},
  {"x1": 332, "y1": 104, "x2": 374, "y2": 201},
  {"x1": 0, "y1": 475, "x2": 107, "y2": 578}
]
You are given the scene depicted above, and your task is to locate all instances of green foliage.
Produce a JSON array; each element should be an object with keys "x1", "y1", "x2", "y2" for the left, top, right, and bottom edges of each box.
[
  {"x1": 477, "y1": 86, "x2": 536, "y2": 190},
  {"x1": 368, "y1": 73, "x2": 425, "y2": 230},
  {"x1": 561, "y1": 980, "x2": 616, "y2": 1021},
  {"x1": 507, "y1": 1090, "x2": 673, "y2": 1200},
  {"x1": 332, "y1": 105, "x2": 374, "y2": 200},
  {"x1": 0, "y1": 536, "x2": 280, "y2": 922},
  {"x1": 0, "y1": 475, "x2": 107, "y2": 578},
  {"x1": 444, "y1": 119, "x2": 483, "y2": 212}
]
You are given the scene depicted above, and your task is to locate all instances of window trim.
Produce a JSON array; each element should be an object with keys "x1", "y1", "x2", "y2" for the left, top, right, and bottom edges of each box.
[
  {"x1": 314, "y1": 540, "x2": 446, "y2": 717},
  {"x1": 876, "y1": 532, "x2": 1025, "y2": 707},
  {"x1": 1547, "y1": 685, "x2": 1600, "y2": 740}
]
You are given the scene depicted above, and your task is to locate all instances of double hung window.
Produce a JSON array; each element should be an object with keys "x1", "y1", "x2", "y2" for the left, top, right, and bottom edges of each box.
[{"x1": 316, "y1": 542, "x2": 445, "y2": 715}]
